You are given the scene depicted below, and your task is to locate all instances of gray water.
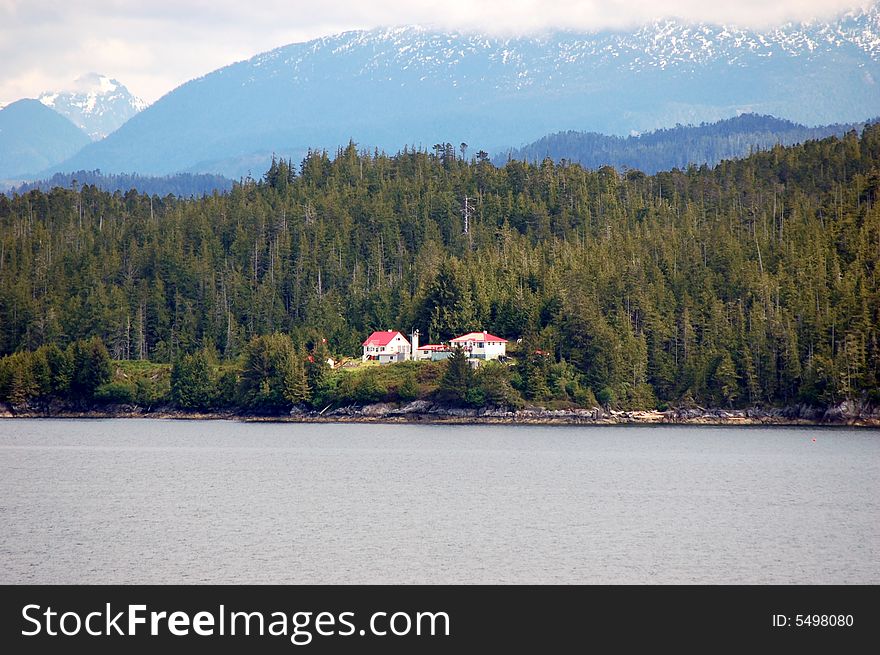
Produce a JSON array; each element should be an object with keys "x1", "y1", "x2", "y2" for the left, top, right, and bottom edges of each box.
[{"x1": 0, "y1": 419, "x2": 877, "y2": 584}]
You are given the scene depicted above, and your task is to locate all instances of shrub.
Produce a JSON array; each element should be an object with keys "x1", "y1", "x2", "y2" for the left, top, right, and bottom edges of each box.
[
  {"x1": 597, "y1": 386, "x2": 616, "y2": 408},
  {"x1": 397, "y1": 374, "x2": 420, "y2": 401},
  {"x1": 474, "y1": 361, "x2": 523, "y2": 408},
  {"x1": 94, "y1": 381, "x2": 137, "y2": 404}
]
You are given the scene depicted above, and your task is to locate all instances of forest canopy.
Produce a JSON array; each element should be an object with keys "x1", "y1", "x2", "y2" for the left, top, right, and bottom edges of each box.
[{"x1": 0, "y1": 126, "x2": 878, "y2": 411}]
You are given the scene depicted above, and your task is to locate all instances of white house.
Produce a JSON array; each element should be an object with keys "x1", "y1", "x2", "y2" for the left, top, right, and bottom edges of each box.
[
  {"x1": 362, "y1": 330, "x2": 411, "y2": 363},
  {"x1": 449, "y1": 331, "x2": 508, "y2": 360}
]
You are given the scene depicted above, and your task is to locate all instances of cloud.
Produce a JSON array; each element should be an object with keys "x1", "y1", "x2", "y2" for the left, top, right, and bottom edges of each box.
[{"x1": 0, "y1": 0, "x2": 870, "y2": 105}]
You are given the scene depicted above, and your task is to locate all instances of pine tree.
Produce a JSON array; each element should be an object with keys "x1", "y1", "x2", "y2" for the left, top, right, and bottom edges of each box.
[
  {"x1": 713, "y1": 351, "x2": 740, "y2": 407},
  {"x1": 439, "y1": 346, "x2": 473, "y2": 404},
  {"x1": 69, "y1": 337, "x2": 111, "y2": 401},
  {"x1": 43, "y1": 343, "x2": 72, "y2": 395},
  {"x1": 285, "y1": 345, "x2": 312, "y2": 406},
  {"x1": 240, "y1": 333, "x2": 302, "y2": 412},
  {"x1": 171, "y1": 350, "x2": 213, "y2": 410}
]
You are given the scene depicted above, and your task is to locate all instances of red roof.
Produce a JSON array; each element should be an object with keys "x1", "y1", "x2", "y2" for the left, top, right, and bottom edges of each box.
[
  {"x1": 450, "y1": 331, "x2": 508, "y2": 343},
  {"x1": 418, "y1": 344, "x2": 448, "y2": 351},
  {"x1": 362, "y1": 330, "x2": 408, "y2": 347}
]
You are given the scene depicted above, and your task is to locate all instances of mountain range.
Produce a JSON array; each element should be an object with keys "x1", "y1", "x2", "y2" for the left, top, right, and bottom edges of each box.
[{"x1": 4, "y1": 3, "x2": 880, "y2": 180}]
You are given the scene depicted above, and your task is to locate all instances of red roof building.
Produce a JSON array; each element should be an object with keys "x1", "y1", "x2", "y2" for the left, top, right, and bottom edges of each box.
[
  {"x1": 450, "y1": 331, "x2": 508, "y2": 344},
  {"x1": 362, "y1": 330, "x2": 411, "y2": 363},
  {"x1": 362, "y1": 330, "x2": 406, "y2": 347},
  {"x1": 449, "y1": 331, "x2": 508, "y2": 360}
]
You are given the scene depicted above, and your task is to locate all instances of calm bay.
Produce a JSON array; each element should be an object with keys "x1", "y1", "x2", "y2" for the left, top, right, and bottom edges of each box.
[{"x1": 1, "y1": 419, "x2": 877, "y2": 584}]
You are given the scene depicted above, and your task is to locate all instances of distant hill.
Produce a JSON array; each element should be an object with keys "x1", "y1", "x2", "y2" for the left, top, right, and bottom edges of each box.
[
  {"x1": 47, "y1": 4, "x2": 880, "y2": 177},
  {"x1": 4, "y1": 170, "x2": 234, "y2": 197},
  {"x1": 0, "y1": 99, "x2": 91, "y2": 179},
  {"x1": 497, "y1": 114, "x2": 877, "y2": 173}
]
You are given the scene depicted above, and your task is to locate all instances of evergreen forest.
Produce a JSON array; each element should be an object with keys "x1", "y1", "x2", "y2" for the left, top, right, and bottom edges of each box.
[{"x1": 1, "y1": 126, "x2": 878, "y2": 413}]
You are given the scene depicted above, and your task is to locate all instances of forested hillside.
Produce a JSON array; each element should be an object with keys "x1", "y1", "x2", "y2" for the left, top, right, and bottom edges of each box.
[
  {"x1": 1, "y1": 128, "x2": 878, "y2": 410},
  {"x1": 499, "y1": 114, "x2": 875, "y2": 174}
]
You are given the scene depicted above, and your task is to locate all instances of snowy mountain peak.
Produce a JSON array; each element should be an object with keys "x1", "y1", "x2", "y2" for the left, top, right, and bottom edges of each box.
[
  {"x1": 38, "y1": 74, "x2": 147, "y2": 140},
  {"x1": 230, "y1": 3, "x2": 880, "y2": 99}
]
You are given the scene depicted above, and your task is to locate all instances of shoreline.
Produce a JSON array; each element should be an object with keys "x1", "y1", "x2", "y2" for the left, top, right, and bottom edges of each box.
[{"x1": 2, "y1": 403, "x2": 878, "y2": 427}]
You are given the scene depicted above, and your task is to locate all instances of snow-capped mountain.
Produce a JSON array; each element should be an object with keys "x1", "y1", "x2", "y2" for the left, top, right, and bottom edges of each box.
[
  {"x1": 52, "y1": 3, "x2": 880, "y2": 177},
  {"x1": 253, "y1": 4, "x2": 880, "y2": 89},
  {"x1": 39, "y1": 74, "x2": 147, "y2": 140}
]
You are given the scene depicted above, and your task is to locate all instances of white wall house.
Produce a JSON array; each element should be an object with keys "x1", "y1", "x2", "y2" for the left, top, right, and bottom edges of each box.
[
  {"x1": 362, "y1": 330, "x2": 411, "y2": 364},
  {"x1": 449, "y1": 331, "x2": 508, "y2": 360}
]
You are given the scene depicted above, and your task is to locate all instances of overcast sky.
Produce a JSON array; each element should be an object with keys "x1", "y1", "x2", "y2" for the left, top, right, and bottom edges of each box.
[{"x1": 0, "y1": 0, "x2": 870, "y2": 106}]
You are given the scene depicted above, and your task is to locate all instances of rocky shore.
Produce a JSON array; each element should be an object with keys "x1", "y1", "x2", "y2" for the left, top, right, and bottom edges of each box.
[{"x1": 2, "y1": 399, "x2": 878, "y2": 427}]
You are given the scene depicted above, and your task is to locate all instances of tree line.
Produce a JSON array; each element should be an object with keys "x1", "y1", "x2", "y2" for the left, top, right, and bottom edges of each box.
[
  {"x1": 5, "y1": 170, "x2": 234, "y2": 199},
  {"x1": 1, "y1": 125, "x2": 878, "y2": 411},
  {"x1": 0, "y1": 333, "x2": 587, "y2": 413}
]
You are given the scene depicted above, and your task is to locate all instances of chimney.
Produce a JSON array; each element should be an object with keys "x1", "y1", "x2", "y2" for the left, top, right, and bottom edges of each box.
[{"x1": 410, "y1": 329, "x2": 419, "y2": 361}]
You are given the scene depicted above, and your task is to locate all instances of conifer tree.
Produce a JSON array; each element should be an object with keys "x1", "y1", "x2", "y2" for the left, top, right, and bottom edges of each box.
[
  {"x1": 439, "y1": 346, "x2": 473, "y2": 404},
  {"x1": 171, "y1": 350, "x2": 213, "y2": 410},
  {"x1": 69, "y1": 337, "x2": 112, "y2": 401},
  {"x1": 285, "y1": 344, "x2": 312, "y2": 406}
]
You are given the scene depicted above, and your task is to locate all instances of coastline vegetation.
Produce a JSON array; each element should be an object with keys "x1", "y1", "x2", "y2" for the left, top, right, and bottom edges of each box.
[
  {"x1": 1, "y1": 126, "x2": 879, "y2": 414},
  {"x1": 0, "y1": 337, "x2": 588, "y2": 413}
]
